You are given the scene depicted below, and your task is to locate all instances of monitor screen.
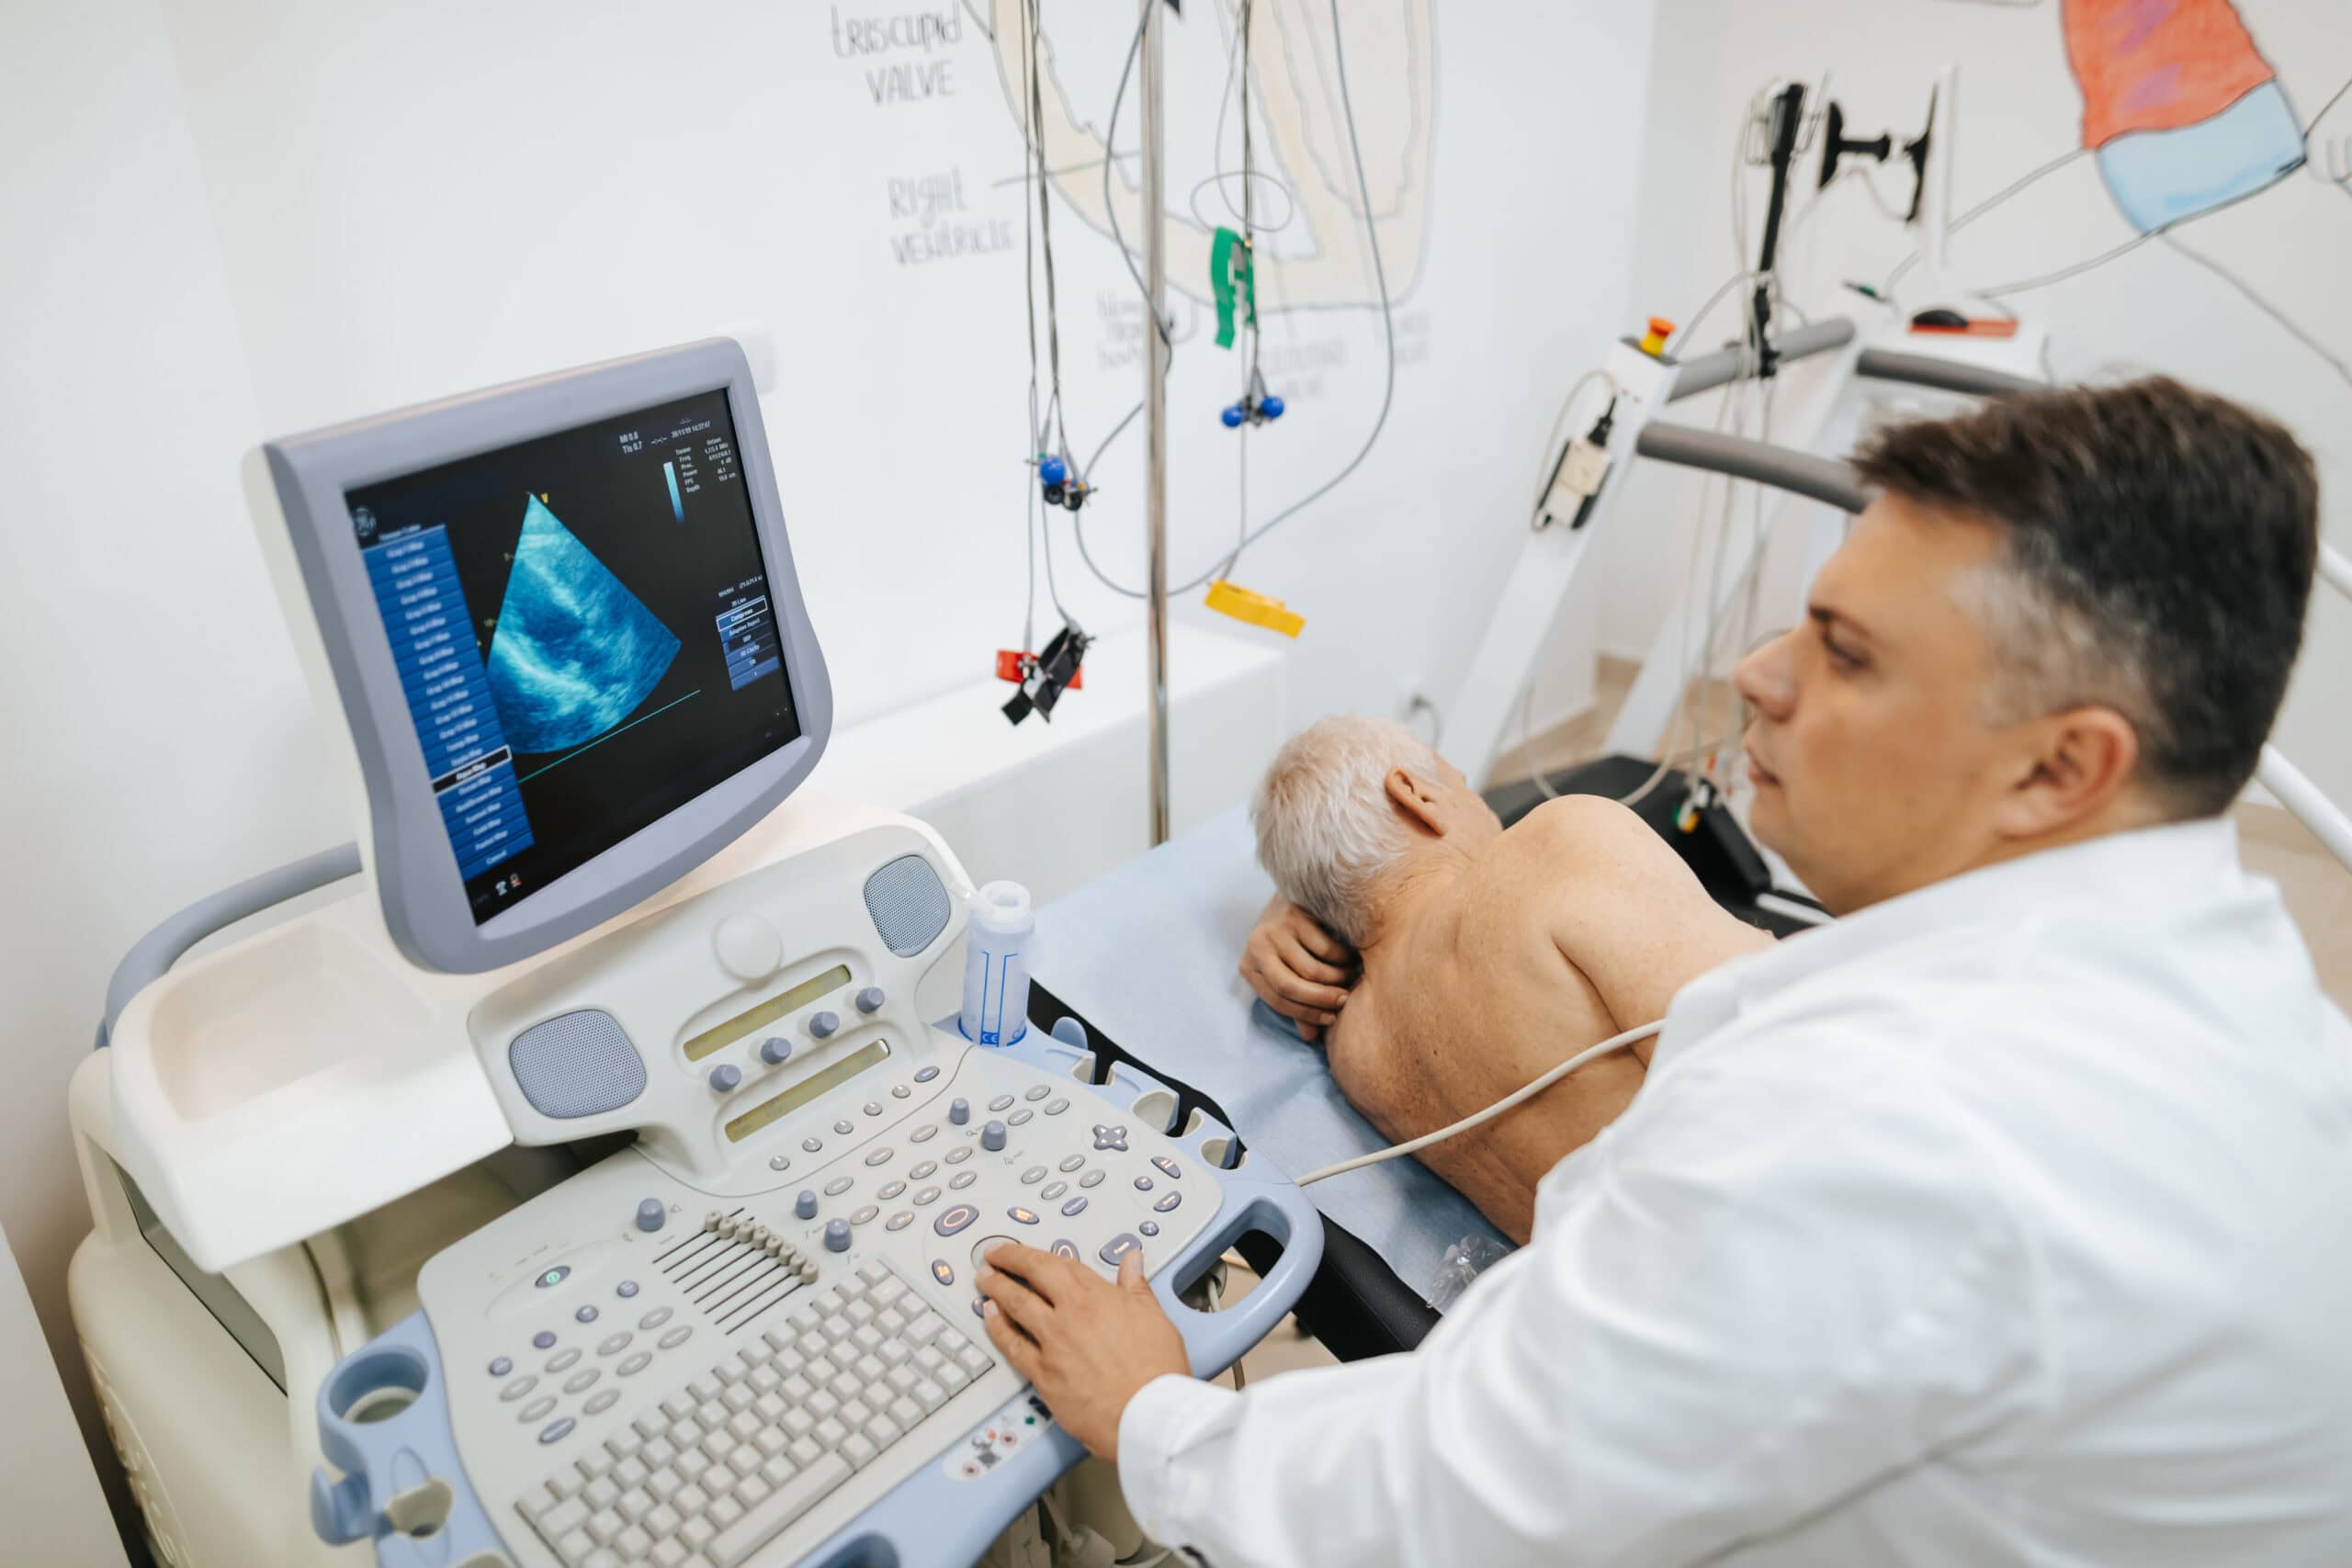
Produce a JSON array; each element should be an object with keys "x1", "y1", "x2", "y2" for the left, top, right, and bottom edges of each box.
[{"x1": 345, "y1": 389, "x2": 798, "y2": 925}]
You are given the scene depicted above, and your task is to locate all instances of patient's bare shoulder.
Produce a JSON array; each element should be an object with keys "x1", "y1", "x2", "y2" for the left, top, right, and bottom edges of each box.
[{"x1": 1505, "y1": 792, "x2": 1776, "y2": 1027}]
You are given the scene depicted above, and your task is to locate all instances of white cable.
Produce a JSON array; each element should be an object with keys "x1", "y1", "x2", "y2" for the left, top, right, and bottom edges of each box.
[{"x1": 1295, "y1": 1019, "x2": 1664, "y2": 1187}]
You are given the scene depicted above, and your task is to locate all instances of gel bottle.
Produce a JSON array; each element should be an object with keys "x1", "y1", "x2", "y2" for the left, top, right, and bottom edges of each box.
[{"x1": 959, "y1": 881, "x2": 1032, "y2": 1046}]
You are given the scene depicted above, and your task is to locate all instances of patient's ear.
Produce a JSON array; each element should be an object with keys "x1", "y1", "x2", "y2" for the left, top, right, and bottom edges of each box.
[{"x1": 1385, "y1": 768, "x2": 1448, "y2": 839}]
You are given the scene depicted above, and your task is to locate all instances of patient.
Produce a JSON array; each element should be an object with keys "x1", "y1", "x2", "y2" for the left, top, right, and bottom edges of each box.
[{"x1": 1247, "y1": 716, "x2": 1775, "y2": 1242}]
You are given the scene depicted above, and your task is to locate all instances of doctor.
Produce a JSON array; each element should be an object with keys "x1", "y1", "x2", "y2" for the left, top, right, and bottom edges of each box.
[{"x1": 975, "y1": 377, "x2": 2352, "y2": 1564}]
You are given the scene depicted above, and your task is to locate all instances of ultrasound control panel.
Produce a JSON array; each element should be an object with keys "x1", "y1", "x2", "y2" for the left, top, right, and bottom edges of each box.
[{"x1": 307, "y1": 821, "x2": 1320, "y2": 1568}]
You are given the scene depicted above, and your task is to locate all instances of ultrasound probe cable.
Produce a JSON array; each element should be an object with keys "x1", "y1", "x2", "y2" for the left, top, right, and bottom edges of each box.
[{"x1": 1294, "y1": 1019, "x2": 1666, "y2": 1187}]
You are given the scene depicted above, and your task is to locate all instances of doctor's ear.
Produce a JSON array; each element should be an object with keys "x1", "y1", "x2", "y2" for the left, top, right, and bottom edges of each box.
[
  {"x1": 1385, "y1": 767, "x2": 1449, "y2": 838},
  {"x1": 1994, "y1": 705, "x2": 2141, "y2": 840}
]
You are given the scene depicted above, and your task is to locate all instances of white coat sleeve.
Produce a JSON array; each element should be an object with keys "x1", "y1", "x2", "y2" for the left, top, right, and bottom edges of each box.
[{"x1": 1114, "y1": 1037, "x2": 2051, "y2": 1568}]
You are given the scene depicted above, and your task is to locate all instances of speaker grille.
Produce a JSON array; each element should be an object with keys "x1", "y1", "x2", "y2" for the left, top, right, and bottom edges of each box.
[
  {"x1": 508, "y1": 1010, "x2": 647, "y2": 1120},
  {"x1": 863, "y1": 854, "x2": 951, "y2": 957}
]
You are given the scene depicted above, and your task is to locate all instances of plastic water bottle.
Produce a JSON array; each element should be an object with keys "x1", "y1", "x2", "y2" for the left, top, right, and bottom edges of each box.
[{"x1": 959, "y1": 881, "x2": 1033, "y2": 1046}]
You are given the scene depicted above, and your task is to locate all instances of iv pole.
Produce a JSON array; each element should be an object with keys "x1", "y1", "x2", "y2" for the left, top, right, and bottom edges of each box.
[{"x1": 1141, "y1": 0, "x2": 1172, "y2": 846}]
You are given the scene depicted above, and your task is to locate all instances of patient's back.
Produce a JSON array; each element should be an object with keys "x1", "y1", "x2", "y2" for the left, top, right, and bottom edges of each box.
[{"x1": 1328, "y1": 795, "x2": 1774, "y2": 1242}]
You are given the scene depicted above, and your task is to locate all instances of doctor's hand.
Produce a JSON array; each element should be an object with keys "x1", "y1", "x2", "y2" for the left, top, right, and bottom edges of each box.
[
  {"x1": 1239, "y1": 895, "x2": 1357, "y2": 1042},
  {"x1": 975, "y1": 1239, "x2": 1190, "y2": 1462}
]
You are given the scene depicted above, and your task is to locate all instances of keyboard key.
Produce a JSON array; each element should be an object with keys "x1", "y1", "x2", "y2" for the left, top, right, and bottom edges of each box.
[
  {"x1": 789, "y1": 1436, "x2": 824, "y2": 1467},
  {"x1": 681, "y1": 1516, "x2": 717, "y2": 1551},
  {"x1": 652, "y1": 1541, "x2": 690, "y2": 1568},
  {"x1": 585, "y1": 1506, "x2": 624, "y2": 1544},
  {"x1": 912, "y1": 1377, "x2": 948, "y2": 1411},
  {"x1": 708, "y1": 1496, "x2": 744, "y2": 1530},
  {"x1": 760, "y1": 1453, "x2": 797, "y2": 1487},
  {"x1": 615, "y1": 1487, "x2": 653, "y2": 1523},
  {"x1": 842, "y1": 1432, "x2": 879, "y2": 1468},
  {"x1": 888, "y1": 1393, "x2": 925, "y2": 1429},
  {"x1": 706, "y1": 1453, "x2": 853, "y2": 1566}
]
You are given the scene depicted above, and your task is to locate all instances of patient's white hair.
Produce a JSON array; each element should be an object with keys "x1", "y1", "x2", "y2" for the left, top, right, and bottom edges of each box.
[{"x1": 1251, "y1": 715, "x2": 1445, "y2": 946}]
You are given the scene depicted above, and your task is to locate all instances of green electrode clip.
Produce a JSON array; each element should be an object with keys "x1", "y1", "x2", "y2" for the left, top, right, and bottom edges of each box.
[{"x1": 1211, "y1": 227, "x2": 1257, "y2": 349}]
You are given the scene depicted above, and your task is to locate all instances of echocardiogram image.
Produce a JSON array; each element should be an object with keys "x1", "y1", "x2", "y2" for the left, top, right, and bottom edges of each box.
[{"x1": 486, "y1": 495, "x2": 682, "y2": 754}]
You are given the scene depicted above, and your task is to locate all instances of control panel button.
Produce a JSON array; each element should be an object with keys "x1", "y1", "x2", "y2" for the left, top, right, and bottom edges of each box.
[
  {"x1": 1098, "y1": 1235, "x2": 1142, "y2": 1269},
  {"x1": 865, "y1": 1147, "x2": 895, "y2": 1168},
  {"x1": 499, "y1": 1375, "x2": 537, "y2": 1402},
  {"x1": 1008, "y1": 1110, "x2": 1035, "y2": 1127},
  {"x1": 914, "y1": 1186, "x2": 943, "y2": 1206},
  {"x1": 914, "y1": 1066, "x2": 941, "y2": 1084},
  {"x1": 1007, "y1": 1206, "x2": 1040, "y2": 1226},
  {"x1": 657, "y1": 1326, "x2": 694, "y2": 1350},
  {"x1": 636, "y1": 1199, "x2": 666, "y2": 1233},
  {"x1": 768, "y1": 1155, "x2": 793, "y2": 1173},
  {"x1": 863, "y1": 1100, "x2": 885, "y2": 1117},
  {"x1": 825, "y1": 1219, "x2": 853, "y2": 1253},
  {"x1": 949, "y1": 1171, "x2": 978, "y2": 1191},
  {"x1": 618, "y1": 1351, "x2": 653, "y2": 1377},
  {"x1": 1024, "y1": 1085, "x2": 1052, "y2": 1102},
  {"x1": 519, "y1": 1396, "x2": 558, "y2": 1423},
  {"x1": 1058, "y1": 1156, "x2": 1086, "y2": 1174},
  {"x1": 597, "y1": 1333, "x2": 633, "y2": 1357},
  {"x1": 1153, "y1": 1191, "x2": 1182, "y2": 1213},
  {"x1": 989, "y1": 1095, "x2": 1016, "y2": 1113},
  {"x1": 1040, "y1": 1181, "x2": 1068, "y2": 1201},
  {"x1": 796, "y1": 1190, "x2": 819, "y2": 1219},
  {"x1": 616, "y1": 1280, "x2": 639, "y2": 1299},
  {"x1": 538, "y1": 1416, "x2": 577, "y2": 1446},
  {"x1": 1139, "y1": 1221, "x2": 1160, "y2": 1238},
  {"x1": 638, "y1": 1307, "x2": 673, "y2": 1331},
  {"x1": 910, "y1": 1161, "x2": 938, "y2": 1180},
  {"x1": 948, "y1": 1099, "x2": 970, "y2": 1126},
  {"x1": 808, "y1": 1010, "x2": 841, "y2": 1040},
  {"x1": 981, "y1": 1121, "x2": 1008, "y2": 1152},
  {"x1": 824, "y1": 1177, "x2": 854, "y2": 1197},
  {"x1": 1134, "y1": 1177, "x2": 1154, "y2": 1192},
  {"x1": 886, "y1": 1212, "x2": 914, "y2": 1231},
  {"x1": 891, "y1": 1085, "x2": 911, "y2": 1100},
  {"x1": 713, "y1": 912, "x2": 783, "y2": 981},
  {"x1": 534, "y1": 1266, "x2": 571, "y2": 1290},
  {"x1": 945, "y1": 1147, "x2": 974, "y2": 1167},
  {"x1": 533, "y1": 1331, "x2": 557, "y2": 1350},
  {"x1": 933, "y1": 1204, "x2": 979, "y2": 1237},
  {"x1": 709, "y1": 1064, "x2": 741, "y2": 1093},
  {"x1": 563, "y1": 1370, "x2": 600, "y2": 1395},
  {"x1": 547, "y1": 1349, "x2": 582, "y2": 1375},
  {"x1": 1152, "y1": 1156, "x2": 1182, "y2": 1180},
  {"x1": 849, "y1": 1204, "x2": 878, "y2": 1225},
  {"x1": 1078, "y1": 1171, "x2": 1105, "y2": 1190},
  {"x1": 1050, "y1": 1240, "x2": 1080, "y2": 1261},
  {"x1": 1045, "y1": 1099, "x2": 1070, "y2": 1116},
  {"x1": 761, "y1": 1037, "x2": 793, "y2": 1066},
  {"x1": 878, "y1": 1180, "x2": 907, "y2": 1201},
  {"x1": 833, "y1": 1119, "x2": 855, "y2": 1136},
  {"x1": 803, "y1": 1137, "x2": 824, "y2": 1155},
  {"x1": 488, "y1": 1357, "x2": 513, "y2": 1377},
  {"x1": 584, "y1": 1390, "x2": 621, "y2": 1416},
  {"x1": 856, "y1": 987, "x2": 887, "y2": 1014},
  {"x1": 910, "y1": 1124, "x2": 939, "y2": 1145},
  {"x1": 1020, "y1": 1166, "x2": 1046, "y2": 1186},
  {"x1": 931, "y1": 1259, "x2": 956, "y2": 1287},
  {"x1": 1059, "y1": 1197, "x2": 1088, "y2": 1217}
]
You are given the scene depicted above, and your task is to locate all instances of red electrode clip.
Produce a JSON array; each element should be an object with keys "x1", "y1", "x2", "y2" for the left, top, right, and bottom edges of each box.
[{"x1": 995, "y1": 650, "x2": 1081, "y2": 689}]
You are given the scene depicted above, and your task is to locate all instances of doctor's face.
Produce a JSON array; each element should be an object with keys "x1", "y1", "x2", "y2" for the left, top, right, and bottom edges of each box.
[{"x1": 1732, "y1": 497, "x2": 2020, "y2": 916}]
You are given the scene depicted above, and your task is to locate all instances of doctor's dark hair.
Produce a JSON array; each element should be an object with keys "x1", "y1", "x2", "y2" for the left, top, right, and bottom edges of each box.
[{"x1": 1852, "y1": 376, "x2": 2318, "y2": 818}]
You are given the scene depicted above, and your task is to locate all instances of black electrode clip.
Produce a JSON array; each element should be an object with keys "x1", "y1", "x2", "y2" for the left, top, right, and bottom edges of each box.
[{"x1": 1002, "y1": 620, "x2": 1092, "y2": 726}]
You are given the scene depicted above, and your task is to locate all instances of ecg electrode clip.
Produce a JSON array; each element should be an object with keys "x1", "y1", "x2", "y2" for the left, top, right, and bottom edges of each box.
[
  {"x1": 1001, "y1": 620, "x2": 1091, "y2": 726},
  {"x1": 1036, "y1": 453, "x2": 1092, "y2": 513}
]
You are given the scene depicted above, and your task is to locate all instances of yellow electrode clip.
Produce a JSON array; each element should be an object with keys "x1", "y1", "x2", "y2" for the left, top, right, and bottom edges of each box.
[{"x1": 1204, "y1": 580, "x2": 1304, "y2": 637}]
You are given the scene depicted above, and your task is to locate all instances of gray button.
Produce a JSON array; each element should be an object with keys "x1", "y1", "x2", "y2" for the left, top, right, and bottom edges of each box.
[
  {"x1": 825, "y1": 1219, "x2": 852, "y2": 1252},
  {"x1": 915, "y1": 1066, "x2": 941, "y2": 1083},
  {"x1": 488, "y1": 1357, "x2": 513, "y2": 1377},
  {"x1": 1098, "y1": 1235, "x2": 1142, "y2": 1268},
  {"x1": 1024, "y1": 1085, "x2": 1052, "y2": 1102},
  {"x1": 797, "y1": 1190, "x2": 820, "y2": 1219},
  {"x1": 865, "y1": 1147, "x2": 894, "y2": 1168},
  {"x1": 597, "y1": 1333, "x2": 632, "y2": 1357},
  {"x1": 910, "y1": 1125, "x2": 940, "y2": 1145},
  {"x1": 1060, "y1": 1197, "x2": 1088, "y2": 1217},
  {"x1": 1050, "y1": 1239, "x2": 1080, "y2": 1261},
  {"x1": 500, "y1": 1375, "x2": 537, "y2": 1402},
  {"x1": 639, "y1": 1308, "x2": 673, "y2": 1331},
  {"x1": 1079, "y1": 1170, "x2": 1105, "y2": 1189},
  {"x1": 1008, "y1": 1110, "x2": 1035, "y2": 1127},
  {"x1": 618, "y1": 1351, "x2": 654, "y2": 1377},
  {"x1": 658, "y1": 1326, "x2": 693, "y2": 1349},
  {"x1": 949, "y1": 1171, "x2": 978, "y2": 1190},
  {"x1": 616, "y1": 1280, "x2": 639, "y2": 1299},
  {"x1": 533, "y1": 1331, "x2": 556, "y2": 1349},
  {"x1": 538, "y1": 1416, "x2": 576, "y2": 1445},
  {"x1": 981, "y1": 1121, "x2": 1007, "y2": 1152},
  {"x1": 709, "y1": 1064, "x2": 741, "y2": 1093},
  {"x1": 1007, "y1": 1206, "x2": 1040, "y2": 1226},
  {"x1": 852, "y1": 1205, "x2": 879, "y2": 1225},
  {"x1": 1154, "y1": 1191, "x2": 1182, "y2": 1213},
  {"x1": 1020, "y1": 1166, "x2": 1047, "y2": 1185},
  {"x1": 833, "y1": 1120, "x2": 855, "y2": 1136},
  {"x1": 1046, "y1": 1099, "x2": 1070, "y2": 1115},
  {"x1": 1152, "y1": 1156, "x2": 1182, "y2": 1180},
  {"x1": 825, "y1": 1176, "x2": 854, "y2": 1197},
  {"x1": 535, "y1": 1265, "x2": 571, "y2": 1290},
  {"x1": 863, "y1": 1101, "x2": 885, "y2": 1117},
  {"x1": 636, "y1": 1198, "x2": 666, "y2": 1233},
  {"x1": 803, "y1": 1137, "x2": 824, "y2": 1154},
  {"x1": 768, "y1": 1155, "x2": 792, "y2": 1173},
  {"x1": 878, "y1": 1179, "x2": 907, "y2": 1201},
  {"x1": 910, "y1": 1160, "x2": 938, "y2": 1179},
  {"x1": 989, "y1": 1095, "x2": 1016, "y2": 1112},
  {"x1": 520, "y1": 1396, "x2": 559, "y2": 1423},
  {"x1": 808, "y1": 1010, "x2": 840, "y2": 1040},
  {"x1": 1057, "y1": 1156, "x2": 1085, "y2": 1173},
  {"x1": 575, "y1": 1305, "x2": 599, "y2": 1324},
  {"x1": 857, "y1": 986, "x2": 887, "y2": 1014},
  {"x1": 914, "y1": 1187, "x2": 943, "y2": 1206},
  {"x1": 1135, "y1": 1177, "x2": 1154, "y2": 1192},
  {"x1": 563, "y1": 1370, "x2": 600, "y2": 1395},
  {"x1": 1139, "y1": 1220, "x2": 1160, "y2": 1237},
  {"x1": 933, "y1": 1204, "x2": 979, "y2": 1237},
  {"x1": 891, "y1": 1085, "x2": 911, "y2": 1100},
  {"x1": 546, "y1": 1349, "x2": 581, "y2": 1373},
  {"x1": 584, "y1": 1390, "x2": 621, "y2": 1416},
  {"x1": 886, "y1": 1212, "x2": 914, "y2": 1232},
  {"x1": 948, "y1": 1099, "x2": 970, "y2": 1125},
  {"x1": 1040, "y1": 1181, "x2": 1068, "y2": 1201},
  {"x1": 762, "y1": 1036, "x2": 793, "y2": 1066},
  {"x1": 945, "y1": 1147, "x2": 974, "y2": 1166}
]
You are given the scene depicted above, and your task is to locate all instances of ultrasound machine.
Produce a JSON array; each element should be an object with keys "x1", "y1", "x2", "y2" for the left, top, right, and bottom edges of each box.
[{"x1": 66, "y1": 340, "x2": 1319, "y2": 1568}]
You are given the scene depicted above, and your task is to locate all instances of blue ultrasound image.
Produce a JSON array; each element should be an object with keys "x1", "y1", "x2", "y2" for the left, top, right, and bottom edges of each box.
[{"x1": 485, "y1": 494, "x2": 682, "y2": 754}]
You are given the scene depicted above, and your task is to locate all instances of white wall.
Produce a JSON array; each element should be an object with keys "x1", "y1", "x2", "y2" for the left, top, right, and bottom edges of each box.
[
  {"x1": 0, "y1": 0, "x2": 1656, "y2": 1543},
  {"x1": 1606, "y1": 0, "x2": 2352, "y2": 807}
]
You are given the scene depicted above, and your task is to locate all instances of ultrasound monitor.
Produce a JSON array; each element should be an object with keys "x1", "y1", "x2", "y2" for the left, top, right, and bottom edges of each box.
[{"x1": 254, "y1": 340, "x2": 831, "y2": 974}]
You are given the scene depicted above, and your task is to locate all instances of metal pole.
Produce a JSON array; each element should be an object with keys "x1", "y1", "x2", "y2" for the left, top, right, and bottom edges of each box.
[{"x1": 1141, "y1": 0, "x2": 1171, "y2": 846}]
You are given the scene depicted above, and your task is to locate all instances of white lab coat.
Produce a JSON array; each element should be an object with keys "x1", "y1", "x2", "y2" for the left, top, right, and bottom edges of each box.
[{"x1": 1118, "y1": 818, "x2": 2352, "y2": 1565}]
